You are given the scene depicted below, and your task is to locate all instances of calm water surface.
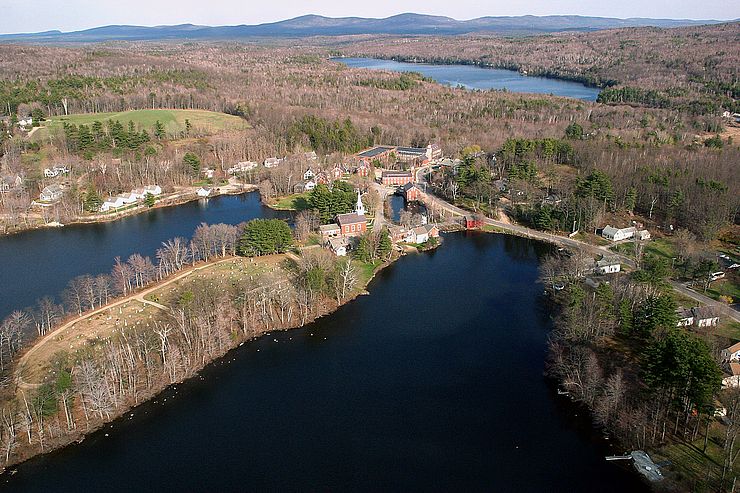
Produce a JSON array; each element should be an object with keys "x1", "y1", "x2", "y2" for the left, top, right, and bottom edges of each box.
[
  {"x1": 335, "y1": 57, "x2": 601, "y2": 101},
  {"x1": 0, "y1": 192, "x2": 290, "y2": 319},
  {"x1": 2, "y1": 232, "x2": 647, "y2": 492}
]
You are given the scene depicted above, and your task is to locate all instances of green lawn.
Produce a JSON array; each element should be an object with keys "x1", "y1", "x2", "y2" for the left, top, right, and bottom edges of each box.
[
  {"x1": 705, "y1": 278, "x2": 740, "y2": 304},
  {"x1": 645, "y1": 238, "x2": 677, "y2": 260},
  {"x1": 36, "y1": 109, "x2": 249, "y2": 139},
  {"x1": 271, "y1": 193, "x2": 311, "y2": 211}
]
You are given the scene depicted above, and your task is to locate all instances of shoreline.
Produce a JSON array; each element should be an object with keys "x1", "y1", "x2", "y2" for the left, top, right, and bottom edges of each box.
[
  {"x1": 0, "y1": 184, "x2": 258, "y2": 238},
  {"x1": 334, "y1": 55, "x2": 607, "y2": 92},
  {"x1": 1, "y1": 250, "x2": 400, "y2": 474}
]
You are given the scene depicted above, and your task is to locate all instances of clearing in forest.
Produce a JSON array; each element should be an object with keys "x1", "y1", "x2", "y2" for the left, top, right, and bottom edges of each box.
[{"x1": 35, "y1": 109, "x2": 249, "y2": 139}]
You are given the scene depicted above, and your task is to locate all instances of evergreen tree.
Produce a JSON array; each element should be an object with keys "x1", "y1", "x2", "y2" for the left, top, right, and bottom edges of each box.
[
  {"x1": 378, "y1": 228, "x2": 392, "y2": 260},
  {"x1": 564, "y1": 122, "x2": 583, "y2": 140},
  {"x1": 237, "y1": 219, "x2": 293, "y2": 256},
  {"x1": 31, "y1": 108, "x2": 45, "y2": 127},
  {"x1": 624, "y1": 187, "x2": 637, "y2": 213},
  {"x1": 83, "y1": 189, "x2": 103, "y2": 212},
  {"x1": 353, "y1": 235, "x2": 372, "y2": 262},
  {"x1": 183, "y1": 152, "x2": 201, "y2": 174},
  {"x1": 144, "y1": 193, "x2": 156, "y2": 208},
  {"x1": 154, "y1": 120, "x2": 166, "y2": 140}
]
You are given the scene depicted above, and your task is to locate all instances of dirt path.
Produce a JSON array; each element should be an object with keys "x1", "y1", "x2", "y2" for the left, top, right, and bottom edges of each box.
[{"x1": 15, "y1": 257, "x2": 236, "y2": 390}]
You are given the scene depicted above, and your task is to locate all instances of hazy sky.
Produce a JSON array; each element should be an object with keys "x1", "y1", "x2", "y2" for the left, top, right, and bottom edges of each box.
[{"x1": 2, "y1": 0, "x2": 738, "y2": 34}]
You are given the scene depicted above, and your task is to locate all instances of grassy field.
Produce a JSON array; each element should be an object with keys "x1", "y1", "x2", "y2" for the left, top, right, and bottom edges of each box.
[
  {"x1": 269, "y1": 193, "x2": 312, "y2": 211},
  {"x1": 36, "y1": 109, "x2": 249, "y2": 138}
]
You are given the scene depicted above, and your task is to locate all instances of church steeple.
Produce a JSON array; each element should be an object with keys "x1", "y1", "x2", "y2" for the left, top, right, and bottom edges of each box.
[{"x1": 355, "y1": 190, "x2": 365, "y2": 216}]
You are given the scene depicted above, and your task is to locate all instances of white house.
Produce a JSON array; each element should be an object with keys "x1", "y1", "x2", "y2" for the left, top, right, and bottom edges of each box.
[
  {"x1": 39, "y1": 184, "x2": 64, "y2": 202},
  {"x1": 303, "y1": 168, "x2": 315, "y2": 181},
  {"x1": 131, "y1": 188, "x2": 147, "y2": 200},
  {"x1": 43, "y1": 165, "x2": 69, "y2": 178},
  {"x1": 411, "y1": 226, "x2": 429, "y2": 244},
  {"x1": 723, "y1": 363, "x2": 740, "y2": 389},
  {"x1": 100, "y1": 196, "x2": 126, "y2": 212},
  {"x1": 601, "y1": 225, "x2": 636, "y2": 242},
  {"x1": 636, "y1": 230, "x2": 651, "y2": 241},
  {"x1": 0, "y1": 175, "x2": 23, "y2": 193},
  {"x1": 595, "y1": 257, "x2": 621, "y2": 274},
  {"x1": 118, "y1": 192, "x2": 138, "y2": 204},
  {"x1": 692, "y1": 307, "x2": 720, "y2": 328},
  {"x1": 264, "y1": 157, "x2": 281, "y2": 168},
  {"x1": 675, "y1": 308, "x2": 694, "y2": 327},
  {"x1": 144, "y1": 185, "x2": 162, "y2": 196},
  {"x1": 229, "y1": 161, "x2": 258, "y2": 174},
  {"x1": 326, "y1": 236, "x2": 349, "y2": 257},
  {"x1": 196, "y1": 187, "x2": 212, "y2": 198},
  {"x1": 304, "y1": 180, "x2": 316, "y2": 192},
  {"x1": 722, "y1": 342, "x2": 740, "y2": 363}
]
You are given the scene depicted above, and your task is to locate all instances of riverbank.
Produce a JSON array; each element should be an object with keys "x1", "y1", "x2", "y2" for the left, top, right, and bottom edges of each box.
[
  {"x1": 3, "y1": 248, "x2": 399, "y2": 473},
  {"x1": 0, "y1": 183, "x2": 258, "y2": 237}
]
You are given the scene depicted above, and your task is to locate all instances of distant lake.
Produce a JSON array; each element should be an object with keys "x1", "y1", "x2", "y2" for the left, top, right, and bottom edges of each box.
[{"x1": 334, "y1": 57, "x2": 601, "y2": 101}]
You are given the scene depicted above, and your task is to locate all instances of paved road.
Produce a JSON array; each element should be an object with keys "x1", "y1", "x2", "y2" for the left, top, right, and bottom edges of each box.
[
  {"x1": 671, "y1": 281, "x2": 740, "y2": 323},
  {"x1": 414, "y1": 165, "x2": 739, "y2": 321},
  {"x1": 370, "y1": 182, "x2": 392, "y2": 229}
]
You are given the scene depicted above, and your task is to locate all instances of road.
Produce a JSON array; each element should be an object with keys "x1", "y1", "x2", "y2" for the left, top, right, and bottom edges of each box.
[
  {"x1": 370, "y1": 181, "x2": 391, "y2": 229},
  {"x1": 671, "y1": 281, "x2": 740, "y2": 323},
  {"x1": 414, "y1": 164, "x2": 739, "y2": 322}
]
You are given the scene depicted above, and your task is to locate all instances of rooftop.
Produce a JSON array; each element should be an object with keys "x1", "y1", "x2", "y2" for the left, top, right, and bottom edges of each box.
[
  {"x1": 382, "y1": 170, "x2": 412, "y2": 177},
  {"x1": 336, "y1": 213, "x2": 366, "y2": 225},
  {"x1": 358, "y1": 146, "x2": 394, "y2": 158}
]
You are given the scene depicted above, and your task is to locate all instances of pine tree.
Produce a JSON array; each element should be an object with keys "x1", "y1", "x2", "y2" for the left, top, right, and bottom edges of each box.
[
  {"x1": 144, "y1": 193, "x2": 156, "y2": 208},
  {"x1": 154, "y1": 120, "x2": 166, "y2": 140},
  {"x1": 378, "y1": 229, "x2": 392, "y2": 260},
  {"x1": 84, "y1": 189, "x2": 103, "y2": 212},
  {"x1": 183, "y1": 152, "x2": 201, "y2": 175}
]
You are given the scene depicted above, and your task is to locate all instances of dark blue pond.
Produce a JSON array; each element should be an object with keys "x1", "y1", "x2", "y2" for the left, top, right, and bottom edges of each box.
[
  {"x1": 0, "y1": 192, "x2": 290, "y2": 319},
  {"x1": 1, "y1": 232, "x2": 647, "y2": 492},
  {"x1": 334, "y1": 57, "x2": 601, "y2": 101}
]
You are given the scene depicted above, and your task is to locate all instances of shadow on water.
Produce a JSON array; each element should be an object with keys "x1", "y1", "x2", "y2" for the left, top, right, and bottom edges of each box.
[{"x1": 2, "y1": 232, "x2": 648, "y2": 492}]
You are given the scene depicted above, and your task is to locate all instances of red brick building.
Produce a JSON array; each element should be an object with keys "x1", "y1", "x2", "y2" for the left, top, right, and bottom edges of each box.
[
  {"x1": 464, "y1": 215, "x2": 484, "y2": 230},
  {"x1": 336, "y1": 213, "x2": 367, "y2": 236},
  {"x1": 401, "y1": 182, "x2": 422, "y2": 202},
  {"x1": 381, "y1": 170, "x2": 413, "y2": 186}
]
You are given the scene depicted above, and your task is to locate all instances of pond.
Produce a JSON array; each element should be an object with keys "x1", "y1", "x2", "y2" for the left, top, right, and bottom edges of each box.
[
  {"x1": 1, "y1": 232, "x2": 647, "y2": 492},
  {"x1": 334, "y1": 57, "x2": 601, "y2": 101}
]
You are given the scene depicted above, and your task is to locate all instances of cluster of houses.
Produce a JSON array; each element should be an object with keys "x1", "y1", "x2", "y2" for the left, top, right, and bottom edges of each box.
[
  {"x1": 100, "y1": 185, "x2": 162, "y2": 212},
  {"x1": 293, "y1": 162, "x2": 372, "y2": 194},
  {"x1": 601, "y1": 224, "x2": 651, "y2": 242},
  {"x1": 318, "y1": 190, "x2": 439, "y2": 256},
  {"x1": 720, "y1": 341, "x2": 740, "y2": 388}
]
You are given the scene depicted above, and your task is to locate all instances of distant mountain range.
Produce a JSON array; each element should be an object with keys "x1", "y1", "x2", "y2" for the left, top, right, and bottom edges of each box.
[{"x1": 1, "y1": 13, "x2": 734, "y2": 42}]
